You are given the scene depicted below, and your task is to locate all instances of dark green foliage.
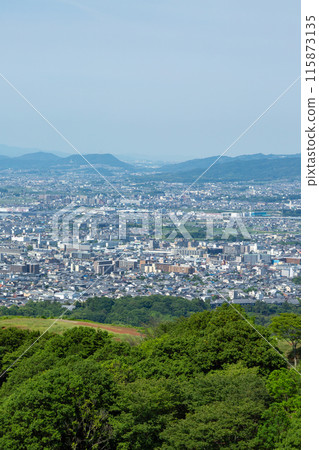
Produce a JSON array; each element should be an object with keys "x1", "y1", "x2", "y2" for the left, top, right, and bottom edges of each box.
[
  {"x1": 0, "y1": 327, "x2": 41, "y2": 383},
  {"x1": 110, "y1": 378, "x2": 187, "y2": 449},
  {"x1": 160, "y1": 365, "x2": 269, "y2": 449},
  {"x1": 72, "y1": 295, "x2": 209, "y2": 326},
  {"x1": 1, "y1": 296, "x2": 301, "y2": 330},
  {"x1": 0, "y1": 300, "x2": 66, "y2": 318},
  {"x1": 0, "y1": 295, "x2": 209, "y2": 327},
  {"x1": 292, "y1": 276, "x2": 301, "y2": 285},
  {"x1": 243, "y1": 301, "x2": 301, "y2": 326},
  {"x1": 72, "y1": 297, "x2": 115, "y2": 323},
  {"x1": 0, "y1": 306, "x2": 301, "y2": 449}
]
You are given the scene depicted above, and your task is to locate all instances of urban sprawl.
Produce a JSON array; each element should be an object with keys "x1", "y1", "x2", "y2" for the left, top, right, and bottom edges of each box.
[{"x1": 0, "y1": 171, "x2": 301, "y2": 309}]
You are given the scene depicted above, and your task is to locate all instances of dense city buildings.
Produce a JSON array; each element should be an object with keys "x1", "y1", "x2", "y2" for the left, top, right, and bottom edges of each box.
[{"x1": 0, "y1": 169, "x2": 300, "y2": 309}]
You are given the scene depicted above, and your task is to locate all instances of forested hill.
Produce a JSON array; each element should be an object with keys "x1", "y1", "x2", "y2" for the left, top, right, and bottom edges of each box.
[
  {"x1": 0, "y1": 296, "x2": 210, "y2": 327},
  {"x1": 0, "y1": 295, "x2": 300, "y2": 327},
  {"x1": 0, "y1": 305, "x2": 301, "y2": 449},
  {"x1": 153, "y1": 153, "x2": 301, "y2": 182}
]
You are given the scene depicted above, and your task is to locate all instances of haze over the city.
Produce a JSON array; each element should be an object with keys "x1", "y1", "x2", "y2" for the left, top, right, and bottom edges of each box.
[{"x1": 1, "y1": 0, "x2": 300, "y2": 161}]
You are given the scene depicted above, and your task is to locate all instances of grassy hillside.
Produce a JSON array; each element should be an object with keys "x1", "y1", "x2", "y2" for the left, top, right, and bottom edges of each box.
[{"x1": 0, "y1": 317, "x2": 143, "y2": 343}]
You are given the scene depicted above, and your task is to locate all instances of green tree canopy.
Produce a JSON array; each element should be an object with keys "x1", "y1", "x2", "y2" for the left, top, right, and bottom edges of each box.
[
  {"x1": 270, "y1": 313, "x2": 301, "y2": 367},
  {"x1": 0, "y1": 306, "x2": 300, "y2": 449},
  {"x1": 0, "y1": 359, "x2": 116, "y2": 449}
]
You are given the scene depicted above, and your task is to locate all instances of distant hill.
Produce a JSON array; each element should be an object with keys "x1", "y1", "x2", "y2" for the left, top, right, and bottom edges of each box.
[
  {"x1": 0, "y1": 144, "x2": 69, "y2": 158},
  {"x1": 63, "y1": 153, "x2": 132, "y2": 169},
  {"x1": 0, "y1": 147, "x2": 300, "y2": 181},
  {"x1": 0, "y1": 151, "x2": 133, "y2": 171},
  {"x1": 156, "y1": 153, "x2": 300, "y2": 182}
]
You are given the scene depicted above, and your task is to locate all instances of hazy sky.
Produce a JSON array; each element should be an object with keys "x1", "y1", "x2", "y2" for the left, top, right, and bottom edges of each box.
[{"x1": 0, "y1": 0, "x2": 300, "y2": 162}]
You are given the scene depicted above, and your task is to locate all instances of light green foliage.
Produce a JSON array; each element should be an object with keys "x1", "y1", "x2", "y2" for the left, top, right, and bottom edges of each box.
[
  {"x1": 256, "y1": 368, "x2": 301, "y2": 449},
  {"x1": 270, "y1": 313, "x2": 301, "y2": 366},
  {"x1": 0, "y1": 306, "x2": 301, "y2": 449},
  {"x1": 0, "y1": 360, "x2": 115, "y2": 449}
]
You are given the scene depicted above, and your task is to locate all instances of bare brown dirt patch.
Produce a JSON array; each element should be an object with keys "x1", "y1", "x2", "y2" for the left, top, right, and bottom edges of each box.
[{"x1": 59, "y1": 319, "x2": 144, "y2": 336}]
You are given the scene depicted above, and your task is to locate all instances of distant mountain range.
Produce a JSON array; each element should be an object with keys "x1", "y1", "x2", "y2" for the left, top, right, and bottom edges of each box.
[
  {"x1": 0, "y1": 144, "x2": 69, "y2": 158},
  {"x1": 0, "y1": 151, "x2": 132, "y2": 171},
  {"x1": 156, "y1": 153, "x2": 301, "y2": 182},
  {"x1": 0, "y1": 146, "x2": 300, "y2": 181}
]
